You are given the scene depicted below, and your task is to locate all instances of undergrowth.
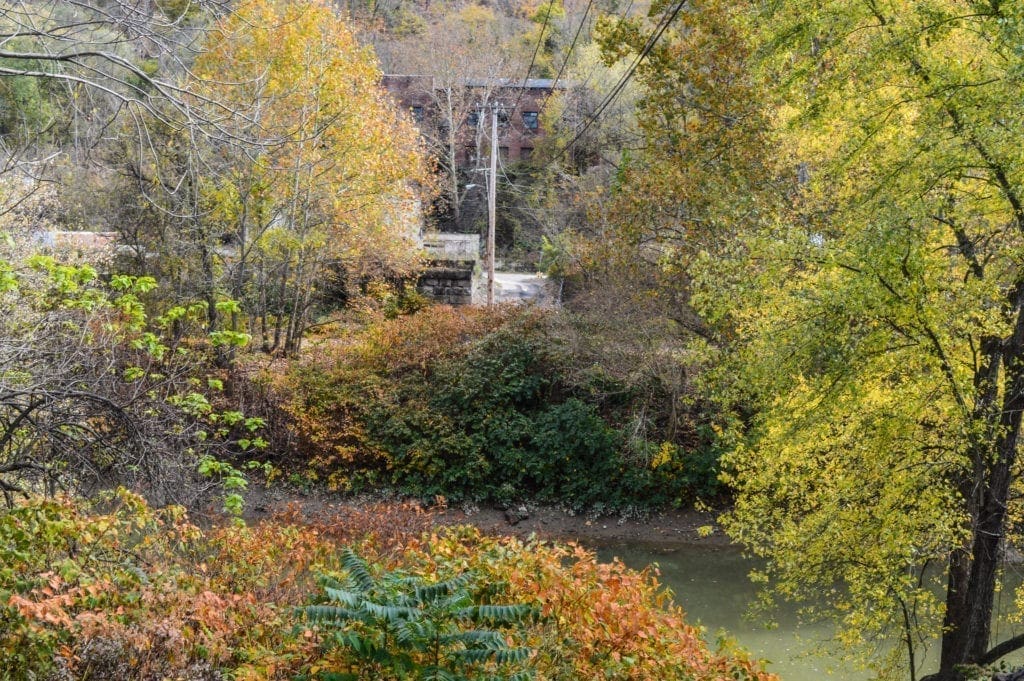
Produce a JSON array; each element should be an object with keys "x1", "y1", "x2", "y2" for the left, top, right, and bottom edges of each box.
[
  {"x1": 254, "y1": 306, "x2": 720, "y2": 511},
  {"x1": 0, "y1": 492, "x2": 775, "y2": 681}
]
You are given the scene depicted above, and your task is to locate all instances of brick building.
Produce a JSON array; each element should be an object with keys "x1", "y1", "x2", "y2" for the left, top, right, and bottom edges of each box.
[{"x1": 381, "y1": 74, "x2": 562, "y2": 165}]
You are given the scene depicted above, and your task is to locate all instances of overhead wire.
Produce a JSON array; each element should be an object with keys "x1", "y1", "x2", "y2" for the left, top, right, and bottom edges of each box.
[
  {"x1": 491, "y1": 0, "x2": 667, "y2": 206},
  {"x1": 576, "y1": 0, "x2": 636, "y2": 93},
  {"x1": 556, "y1": 0, "x2": 683, "y2": 154},
  {"x1": 481, "y1": 0, "x2": 669, "y2": 260},
  {"x1": 500, "y1": 0, "x2": 642, "y2": 162},
  {"x1": 490, "y1": 0, "x2": 644, "y2": 199},
  {"x1": 538, "y1": 0, "x2": 596, "y2": 113},
  {"x1": 551, "y1": 0, "x2": 688, "y2": 160},
  {"x1": 536, "y1": 0, "x2": 640, "y2": 123}
]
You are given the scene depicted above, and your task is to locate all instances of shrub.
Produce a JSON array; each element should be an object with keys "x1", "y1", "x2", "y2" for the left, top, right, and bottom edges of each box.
[
  {"x1": 400, "y1": 528, "x2": 776, "y2": 681},
  {"x1": 0, "y1": 255, "x2": 261, "y2": 511},
  {"x1": 267, "y1": 306, "x2": 691, "y2": 509},
  {"x1": 0, "y1": 493, "x2": 773, "y2": 681},
  {"x1": 300, "y1": 546, "x2": 534, "y2": 681},
  {"x1": 0, "y1": 491, "x2": 354, "y2": 680}
]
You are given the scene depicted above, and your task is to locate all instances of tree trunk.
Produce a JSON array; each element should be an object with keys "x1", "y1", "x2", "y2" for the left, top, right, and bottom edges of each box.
[
  {"x1": 932, "y1": 297, "x2": 1024, "y2": 680},
  {"x1": 444, "y1": 89, "x2": 460, "y2": 222}
]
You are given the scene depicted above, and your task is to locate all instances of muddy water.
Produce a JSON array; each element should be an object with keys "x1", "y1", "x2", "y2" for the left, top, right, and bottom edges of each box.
[
  {"x1": 595, "y1": 542, "x2": 862, "y2": 681},
  {"x1": 596, "y1": 542, "x2": 1024, "y2": 681}
]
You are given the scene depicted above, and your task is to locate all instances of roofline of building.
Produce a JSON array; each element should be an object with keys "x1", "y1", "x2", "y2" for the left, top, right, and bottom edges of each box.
[{"x1": 382, "y1": 74, "x2": 570, "y2": 89}]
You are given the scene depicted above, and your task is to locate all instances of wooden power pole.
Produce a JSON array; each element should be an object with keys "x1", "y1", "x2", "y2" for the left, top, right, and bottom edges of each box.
[{"x1": 487, "y1": 105, "x2": 498, "y2": 307}]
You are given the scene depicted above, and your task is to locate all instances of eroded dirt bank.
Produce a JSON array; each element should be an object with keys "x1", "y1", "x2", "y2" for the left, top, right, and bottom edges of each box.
[{"x1": 242, "y1": 484, "x2": 732, "y2": 549}]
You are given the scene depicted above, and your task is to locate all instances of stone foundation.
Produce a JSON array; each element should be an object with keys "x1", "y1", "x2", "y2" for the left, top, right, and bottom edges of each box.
[{"x1": 417, "y1": 259, "x2": 476, "y2": 306}]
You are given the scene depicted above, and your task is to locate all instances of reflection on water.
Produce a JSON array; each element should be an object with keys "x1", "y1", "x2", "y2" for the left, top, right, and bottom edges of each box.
[{"x1": 596, "y1": 542, "x2": 1024, "y2": 681}]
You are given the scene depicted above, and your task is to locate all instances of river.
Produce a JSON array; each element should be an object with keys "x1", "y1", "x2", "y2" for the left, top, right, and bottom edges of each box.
[
  {"x1": 596, "y1": 542, "x2": 859, "y2": 681},
  {"x1": 596, "y1": 542, "x2": 1024, "y2": 681}
]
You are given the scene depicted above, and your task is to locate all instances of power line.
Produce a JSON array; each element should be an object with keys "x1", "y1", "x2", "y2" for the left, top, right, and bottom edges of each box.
[
  {"x1": 511, "y1": 0, "x2": 557, "y2": 115},
  {"x1": 552, "y1": 0, "x2": 687, "y2": 161},
  {"x1": 542, "y1": 0, "x2": 637, "y2": 117},
  {"x1": 539, "y1": 0, "x2": 596, "y2": 113},
  {"x1": 557, "y1": 0, "x2": 683, "y2": 156},
  {"x1": 576, "y1": 0, "x2": 636, "y2": 93}
]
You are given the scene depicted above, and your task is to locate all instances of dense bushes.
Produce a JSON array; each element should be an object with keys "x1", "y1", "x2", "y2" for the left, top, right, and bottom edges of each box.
[
  {"x1": 0, "y1": 491, "x2": 433, "y2": 680},
  {"x1": 0, "y1": 492, "x2": 775, "y2": 681},
  {"x1": 264, "y1": 306, "x2": 706, "y2": 510},
  {"x1": 0, "y1": 255, "x2": 260, "y2": 510}
]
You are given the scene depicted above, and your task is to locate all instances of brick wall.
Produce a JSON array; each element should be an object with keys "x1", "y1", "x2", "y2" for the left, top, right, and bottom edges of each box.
[{"x1": 381, "y1": 75, "x2": 560, "y2": 165}]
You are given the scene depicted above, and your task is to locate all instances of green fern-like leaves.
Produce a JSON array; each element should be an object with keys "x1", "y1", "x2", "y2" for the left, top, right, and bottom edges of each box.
[
  {"x1": 300, "y1": 547, "x2": 535, "y2": 680},
  {"x1": 338, "y1": 546, "x2": 375, "y2": 593},
  {"x1": 458, "y1": 604, "x2": 535, "y2": 624}
]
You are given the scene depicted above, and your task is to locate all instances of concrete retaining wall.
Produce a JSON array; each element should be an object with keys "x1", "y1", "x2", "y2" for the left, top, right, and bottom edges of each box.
[{"x1": 418, "y1": 233, "x2": 480, "y2": 306}]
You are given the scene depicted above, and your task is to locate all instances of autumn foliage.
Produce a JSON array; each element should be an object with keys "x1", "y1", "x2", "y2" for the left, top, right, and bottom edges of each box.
[
  {"x1": 0, "y1": 491, "x2": 774, "y2": 681},
  {"x1": 413, "y1": 528, "x2": 773, "y2": 681},
  {"x1": 186, "y1": 0, "x2": 433, "y2": 355}
]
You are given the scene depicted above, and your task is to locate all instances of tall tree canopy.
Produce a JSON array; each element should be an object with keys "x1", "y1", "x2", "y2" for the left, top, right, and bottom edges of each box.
[
  {"x1": 194, "y1": 0, "x2": 428, "y2": 267},
  {"x1": 125, "y1": 0, "x2": 431, "y2": 354},
  {"x1": 693, "y1": 1, "x2": 1024, "y2": 679}
]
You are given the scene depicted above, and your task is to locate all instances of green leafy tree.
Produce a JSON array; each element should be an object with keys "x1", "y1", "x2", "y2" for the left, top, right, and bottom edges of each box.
[
  {"x1": 0, "y1": 251, "x2": 257, "y2": 509},
  {"x1": 692, "y1": 2, "x2": 1024, "y2": 680}
]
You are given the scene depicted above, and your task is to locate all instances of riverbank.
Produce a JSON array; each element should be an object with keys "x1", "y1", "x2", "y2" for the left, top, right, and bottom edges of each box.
[
  {"x1": 437, "y1": 503, "x2": 732, "y2": 548},
  {"x1": 242, "y1": 483, "x2": 731, "y2": 549}
]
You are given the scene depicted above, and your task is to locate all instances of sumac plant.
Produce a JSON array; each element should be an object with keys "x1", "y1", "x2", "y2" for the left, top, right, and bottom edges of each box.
[{"x1": 301, "y1": 546, "x2": 535, "y2": 681}]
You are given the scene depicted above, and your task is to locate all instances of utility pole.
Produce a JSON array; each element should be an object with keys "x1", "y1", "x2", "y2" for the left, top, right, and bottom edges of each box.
[{"x1": 487, "y1": 104, "x2": 498, "y2": 307}]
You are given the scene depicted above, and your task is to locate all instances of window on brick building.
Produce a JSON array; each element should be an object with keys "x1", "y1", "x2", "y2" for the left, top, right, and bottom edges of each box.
[
  {"x1": 520, "y1": 147, "x2": 533, "y2": 160},
  {"x1": 410, "y1": 106, "x2": 424, "y2": 123},
  {"x1": 522, "y1": 111, "x2": 539, "y2": 130}
]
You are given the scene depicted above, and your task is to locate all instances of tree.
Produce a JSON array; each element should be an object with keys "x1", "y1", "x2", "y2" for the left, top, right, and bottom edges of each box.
[
  {"x1": 537, "y1": 0, "x2": 770, "y2": 304},
  {"x1": 121, "y1": 0, "x2": 430, "y2": 355},
  {"x1": 0, "y1": 0, "x2": 217, "y2": 102},
  {"x1": 539, "y1": 40, "x2": 642, "y2": 174},
  {"x1": 0, "y1": 0, "x2": 229, "y2": 213},
  {"x1": 526, "y1": 0, "x2": 769, "y2": 465},
  {"x1": 388, "y1": 4, "x2": 520, "y2": 230},
  {"x1": 591, "y1": 0, "x2": 770, "y2": 262},
  {"x1": 0, "y1": 241, "x2": 256, "y2": 509},
  {"x1": 518, "y1": 0, "x2": 566, "y2": 80},
  {"x1": 693, "y1": 2, "x2": 1024, "y2": 680}
]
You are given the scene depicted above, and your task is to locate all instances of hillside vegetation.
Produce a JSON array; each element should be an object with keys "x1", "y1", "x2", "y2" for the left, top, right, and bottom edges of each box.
[
  {"x1": 5, "y1": 0, "x2": 1024, "y2": 679},
  {"x1": 254, "y1": 305, "x2": 720, "y2": 509}
]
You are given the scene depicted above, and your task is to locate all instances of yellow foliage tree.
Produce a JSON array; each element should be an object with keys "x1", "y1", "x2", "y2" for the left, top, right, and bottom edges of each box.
[
  {"x1": 193, "y1": 0, "x2": 431, "y2": 354},
  {"x1": 690, "y1": 2, "x2": 1024, "y2": 680}
]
